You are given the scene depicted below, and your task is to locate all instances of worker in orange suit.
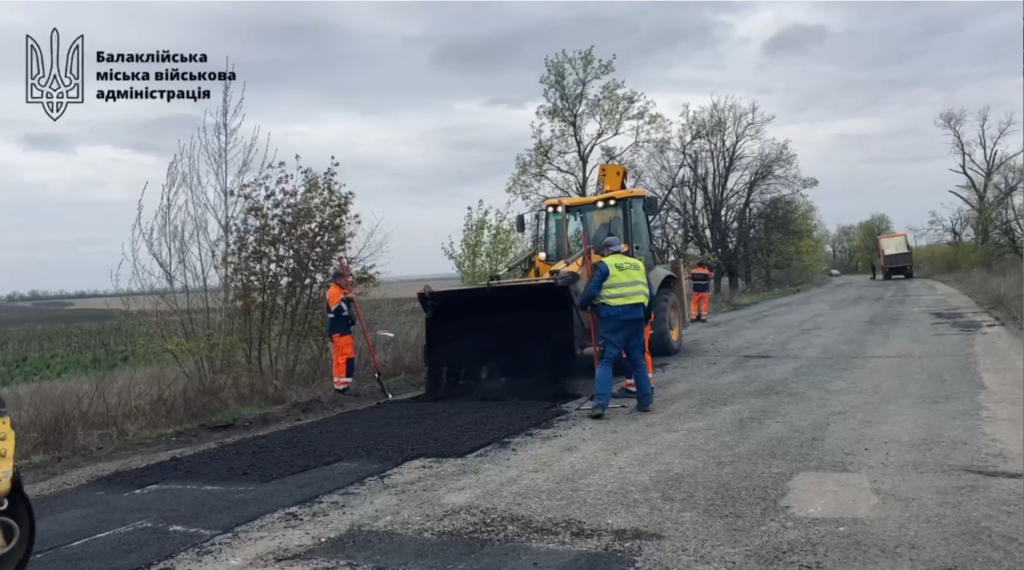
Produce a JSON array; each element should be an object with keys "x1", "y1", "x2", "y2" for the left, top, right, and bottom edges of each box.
[
  {"x1": 690, "y1": 261, "x2": 713, "y2": 322},
  {"x1": 616, "y1": 311, "x2": 654, "y2": 398},
  {"x1": 326, "y1": 268, "x2": 357, "y2": 395}
]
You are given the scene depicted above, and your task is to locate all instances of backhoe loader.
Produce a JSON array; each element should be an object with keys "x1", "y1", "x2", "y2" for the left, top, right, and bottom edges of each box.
[
  {"x1": 0, "y1": 397, "x2": 35, "y2": 570},
  {"x1": 417, "y1": 164, "x2": 690, "y2": 398}
]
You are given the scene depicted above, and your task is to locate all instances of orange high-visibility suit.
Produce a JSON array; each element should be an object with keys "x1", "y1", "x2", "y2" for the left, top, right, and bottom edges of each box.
[
  {"x1": 690, "y1": 265, "x2": 713, "y2": 322},
  {"x1": 621, "y1": 313, "x2": 654, "y2": 393},
  {"x1": 326, "y1": 281, "x2": 356, "y2": 392}
]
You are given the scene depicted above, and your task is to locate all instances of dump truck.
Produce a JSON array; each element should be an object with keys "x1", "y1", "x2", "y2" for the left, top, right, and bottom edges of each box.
[
  {"x1": 417, "y1": 164, "x2": 690, "y2": 398},
  {"x1": 877, "y1": 233, "x2": 914, "y2": 280},
  {"x1": 0, "y1": 397, "x2": 35, "y2": 570}
]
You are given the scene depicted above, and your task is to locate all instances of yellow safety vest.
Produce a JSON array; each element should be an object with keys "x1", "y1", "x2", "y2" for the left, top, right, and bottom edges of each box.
[{"x1": 597, "y1": 253, "x2": 650, "y2": 306}]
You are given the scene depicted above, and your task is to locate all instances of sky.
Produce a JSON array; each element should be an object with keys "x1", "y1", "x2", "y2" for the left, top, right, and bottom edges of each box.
[{"x1": 1, "y1": 1, "x2": 1021, "y2": 293}]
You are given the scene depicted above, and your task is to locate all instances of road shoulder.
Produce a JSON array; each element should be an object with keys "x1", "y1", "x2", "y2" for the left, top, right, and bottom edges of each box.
[{"x1": 931, "y1": 279, "x2": 1024, "y2": 474}]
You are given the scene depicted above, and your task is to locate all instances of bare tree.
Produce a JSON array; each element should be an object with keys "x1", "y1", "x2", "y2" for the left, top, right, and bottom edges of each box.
[
  {"x1": 925, "y1": 202, "x2": 974, "y2": 246},
  {"x1": 935, "y1": 106, "x2": 1023, "y2": 247},
  {"x1": 114, "y1": 69, "x2": 273, "y2": 383},
  {"x1": 506, "y1": 46, "x2": 659, "y2": 204},
  {"x1": 639, "y1": 110, "x2": 696, "y2": 260},
  {"x1": 681, "y1": 95, "x2": 813, "y2": 293}
]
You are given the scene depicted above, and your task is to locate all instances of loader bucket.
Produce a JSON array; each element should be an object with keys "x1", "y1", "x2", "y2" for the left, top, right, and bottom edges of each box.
[{"x1": 417, "y1": 278, "x2": 583, "y2": 401}]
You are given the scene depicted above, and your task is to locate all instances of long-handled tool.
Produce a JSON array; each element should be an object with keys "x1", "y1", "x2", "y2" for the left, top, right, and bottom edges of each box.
[
  {"x1": 575, "y1": 231, "x2": 625, "y2": 412},
  {"x1": 338, "y1": 259, "x2": 393, "y2": 400}
]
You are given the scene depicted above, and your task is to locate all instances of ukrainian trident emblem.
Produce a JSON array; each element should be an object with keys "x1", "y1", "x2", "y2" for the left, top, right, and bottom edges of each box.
[{"x1": 25, "y1": 28, "x2": 85, "y2": 122}]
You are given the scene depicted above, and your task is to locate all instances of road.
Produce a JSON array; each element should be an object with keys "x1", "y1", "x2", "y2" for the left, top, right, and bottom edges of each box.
[{"x1": 27, "y1": 276, "x2": 1023, "y2": 570}]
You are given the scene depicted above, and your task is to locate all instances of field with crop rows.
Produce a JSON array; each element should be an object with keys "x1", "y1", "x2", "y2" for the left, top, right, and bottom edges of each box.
[{"x1": 0, "y1": 277, "x2": 459, "y2": 387}]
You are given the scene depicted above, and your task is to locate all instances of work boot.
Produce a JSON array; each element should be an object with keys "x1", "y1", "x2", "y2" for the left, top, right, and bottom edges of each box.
[
  {"x1": 334, "y1": 386, "x2": 359, "y2": 397},
  {"x1": 589, "y1": 406, "x2": 605, "y2": 419},
  {"x1": 636, "y1": 403, "x2": 652, "y2": 413}
]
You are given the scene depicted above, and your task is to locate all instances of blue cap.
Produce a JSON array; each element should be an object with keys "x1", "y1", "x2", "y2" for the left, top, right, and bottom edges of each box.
[{"x1": 602, "y1": 236, "x2": 623, "y2": 252}]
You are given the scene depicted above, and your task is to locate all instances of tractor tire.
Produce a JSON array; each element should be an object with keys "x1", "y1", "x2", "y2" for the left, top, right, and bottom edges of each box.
[
  {"x1": 0, "y1": 471, "x2": 35, "y2": 570},
  {"x1": 649, "y1": 287, "x2": 683, "y2": 357}
]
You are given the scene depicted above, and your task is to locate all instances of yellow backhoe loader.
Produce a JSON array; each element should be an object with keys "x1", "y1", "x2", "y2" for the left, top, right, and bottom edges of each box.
[
  {"x1": 0, "y1": 398, "x2": 35, "y2": 570},
  {"x1": 417, "y1": 164, "x2": 690, "y2": 398}
]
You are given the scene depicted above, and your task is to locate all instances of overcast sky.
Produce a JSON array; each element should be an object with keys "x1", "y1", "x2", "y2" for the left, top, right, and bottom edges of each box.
[{"x1": 1, "y1": 1, "x2": 1021, "y2": 293}]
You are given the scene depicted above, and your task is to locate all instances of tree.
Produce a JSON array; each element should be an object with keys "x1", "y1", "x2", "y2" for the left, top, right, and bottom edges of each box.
[
  {"x1": 506, "y1": 46, "x2": 658, "y2": 204},
  {"x1": 637, "y1": 110, "x2": 695, "y2": 261},
  {"x1": 441, "y1": 200, "x2": 526, "y2": 285},
  {"x1": 681, "y1": 95, "x2": 816, "y2": 294},
  {"x1": 935, "y1": 106, "x2": 1023, "y2": 247},
  {"x1": 747, "y1": 194, "x2": 825, "y2": 288},
  {"x1": 115, "y1": 68, "x2": 273, "y2": 382},
  {"x1": 229, "y1": 156, "x2": 376, "y2": 383},
  {"x1": 827, "y1": 224, "x2": 858, "y2": 272},
  {"x1": 853, "y1": 213, "x2": 895, "y2": 270}
]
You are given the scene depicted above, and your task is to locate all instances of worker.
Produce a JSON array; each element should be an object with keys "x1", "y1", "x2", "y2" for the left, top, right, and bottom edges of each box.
[
  {"x1": 326, "y1": 268, "x2": 357, "y2": 395},
  {"x1": 690, "y1": 261, "x2": 713, "y2": 322},
  {"x1": 615, "y1": 310, "x2": 654, "y2": 398},
  {"x1": 578, "y1": 236, "x2": 654, "y2": 418},
  {"x1": 870, "y1": 261, "x2": 877, "y2": 280}
]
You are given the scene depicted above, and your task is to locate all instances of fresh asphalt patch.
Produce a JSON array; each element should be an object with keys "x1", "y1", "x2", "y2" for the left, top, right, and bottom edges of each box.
[
  {"x1": 298, "y1": 529, "x2": 635, "y2": 570},
  {"x1": 29, "y1": 398, "x2": 568, "y2": 570}
]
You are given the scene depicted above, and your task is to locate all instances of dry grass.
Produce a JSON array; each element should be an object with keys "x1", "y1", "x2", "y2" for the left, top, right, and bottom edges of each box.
[
  {"x1": 7, "y1": 297, "x2": 427, "y2": 462},
  {"x1": 914, "y1": 244, "x2": 1023, "y2": 329},
  {"x1": 931, "y1": 266, "x2": 1023, "y2": 329}
]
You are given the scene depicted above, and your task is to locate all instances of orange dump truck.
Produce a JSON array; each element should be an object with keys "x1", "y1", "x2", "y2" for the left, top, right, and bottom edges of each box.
[{"x1": 876, "y1": 233, "x2": 914, "y2": 280}]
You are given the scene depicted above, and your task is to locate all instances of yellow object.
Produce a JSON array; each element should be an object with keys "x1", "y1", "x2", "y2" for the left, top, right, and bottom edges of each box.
[
  {"x1": 0, "y1": 414, "x2": 15, "y2": 498},
  {"x1": 418, "y1": 164, "x2": 690, "y2": 399},
  {"x1": 596, "y1": 253, "x2": 649, "y2": 306}
]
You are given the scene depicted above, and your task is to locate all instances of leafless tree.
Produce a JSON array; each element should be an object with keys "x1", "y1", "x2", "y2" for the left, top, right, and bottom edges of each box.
[
  {"x1": 935, "y1": 106, "x2": 1023, "y2": 247},
  {"x1": 114, "y1": 67, "x2": 274, "y2": 383},
  {"x1": 925, "y1": 202, "x2": 974, "y2": 246},
  {"x1": 681, "y1": 95, "x2": 814, "y2": 293}
]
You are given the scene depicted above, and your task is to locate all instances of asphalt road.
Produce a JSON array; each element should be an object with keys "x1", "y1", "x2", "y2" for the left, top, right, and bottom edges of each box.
[{"x1": 28, "y1": 276, "x2": 1024, "y2": 570}]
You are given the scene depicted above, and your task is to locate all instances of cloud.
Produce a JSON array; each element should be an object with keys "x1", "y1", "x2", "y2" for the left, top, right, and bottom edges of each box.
[
  {"x1": 0, "y1": 1, "x2": 1021, "y2": 292},
  {"x1": 761, "y1": 23, "x2": 830, "y2": 57}
]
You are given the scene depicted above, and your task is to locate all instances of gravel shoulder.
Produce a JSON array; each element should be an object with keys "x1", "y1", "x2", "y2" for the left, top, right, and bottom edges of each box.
[{"x1": 154, "y1": 276, "x2": 1023, "y2": 570}]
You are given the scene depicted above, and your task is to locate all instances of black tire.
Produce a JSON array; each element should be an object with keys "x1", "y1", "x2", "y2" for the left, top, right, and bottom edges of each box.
[
  {"x1": 883, "y1": 272, "x2": 892, "y2": 281},
  {"x1": 0, "y1": 472, "x2": 36, "y2": 570},
  {"x1": 649, "y1": 287, "x2": 683, "y2": 357},
  {"x1": 905, "y1": 272, "x2": 914, "y2": 279}
]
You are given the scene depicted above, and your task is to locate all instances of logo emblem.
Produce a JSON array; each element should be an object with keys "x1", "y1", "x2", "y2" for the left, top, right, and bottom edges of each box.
[{"x1": 25, "y1": 28, "x2": 85, "y2": 122}]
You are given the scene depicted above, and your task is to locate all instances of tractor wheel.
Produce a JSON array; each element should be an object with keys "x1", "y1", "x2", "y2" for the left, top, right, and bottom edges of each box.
[
  {"x1": 0, "y1": 472, "x2": 35, "y2": 570},
  {"x1": 649, "y1": 287, "x2": 683, "y2": 357}
]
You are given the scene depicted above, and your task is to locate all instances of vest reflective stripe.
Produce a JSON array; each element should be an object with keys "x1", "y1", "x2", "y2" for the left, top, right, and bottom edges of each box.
[{"x1": 597, "y1": 254, "x2": 649, "y2": 306}]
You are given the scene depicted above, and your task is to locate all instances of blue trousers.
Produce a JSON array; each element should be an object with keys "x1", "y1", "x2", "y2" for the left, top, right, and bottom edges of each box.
[{"x1": 594, "y1": 318, "x2": 652, "y2": 410}]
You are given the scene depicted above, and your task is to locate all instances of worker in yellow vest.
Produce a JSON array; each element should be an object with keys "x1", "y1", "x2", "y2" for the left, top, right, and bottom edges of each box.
[{"x1": 578, "y1": 236, "x2": 655, "y2": 418}]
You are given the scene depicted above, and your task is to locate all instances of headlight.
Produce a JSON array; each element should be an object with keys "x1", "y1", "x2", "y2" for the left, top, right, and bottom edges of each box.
[
  {"x1": 596, "y1": 200, "x2": 605, "y2": 208},
  {"x1": 538, "y1": 251, "x2": 547, "y2": 261}
]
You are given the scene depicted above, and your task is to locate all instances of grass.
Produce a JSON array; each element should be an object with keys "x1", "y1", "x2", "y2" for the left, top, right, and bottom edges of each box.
[{"x1": 914, "y1": 244, "x2": 1024, "y2": 330}]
